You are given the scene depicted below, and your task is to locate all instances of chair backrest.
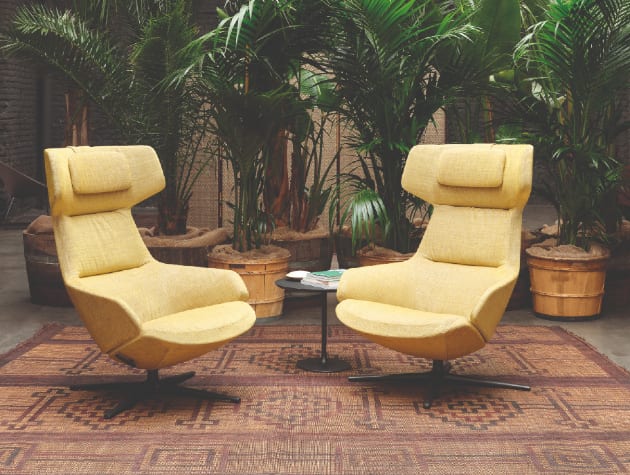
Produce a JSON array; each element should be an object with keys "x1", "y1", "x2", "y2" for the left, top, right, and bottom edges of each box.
[
  {"x1": 44, "y1": 145, "x2": 165, "y2": 281},
  {"x1": 402, "y1": 144, "x2": 533, "y2": 269}
]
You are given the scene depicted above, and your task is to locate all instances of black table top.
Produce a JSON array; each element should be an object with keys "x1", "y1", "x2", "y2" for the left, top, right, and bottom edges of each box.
[{"x1": 275, "y1": 278, "x2": 338, "y2": 293}]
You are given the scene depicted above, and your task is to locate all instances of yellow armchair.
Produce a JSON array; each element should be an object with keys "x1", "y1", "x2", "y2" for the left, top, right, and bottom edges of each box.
[
  {"x1": 336, "y1": 144, "x2": 533, "y2": 408},
  {"x1": 44, "y1": 145, "x2": 256, "y2": 419}
]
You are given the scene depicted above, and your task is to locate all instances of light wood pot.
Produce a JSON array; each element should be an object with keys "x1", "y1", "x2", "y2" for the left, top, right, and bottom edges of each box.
[
  {"x1": 208, "y1": 245, "x2": 290, "y2": 319},
  {"x1": 525, "y1": 247, "x2": 610, "y2": 321}
]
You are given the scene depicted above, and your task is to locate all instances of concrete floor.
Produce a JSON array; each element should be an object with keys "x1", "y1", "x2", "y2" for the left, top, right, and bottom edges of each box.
[{"x1": 1, "y1": 201, "x2": 629, "y2": 371}]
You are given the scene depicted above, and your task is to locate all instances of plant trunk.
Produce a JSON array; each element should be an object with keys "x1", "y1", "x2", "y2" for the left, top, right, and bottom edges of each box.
[
  {"x1": 289, "y1": 144, "x2": 309, "y2": 232},
  {"x1": 64, "y1": 89, "x2": 89, "y2": 146},
  {"x1": 157, "y1": 194, "x2": 189, "y2": 236},
  {"x1": 263, "y1": 130, "x2": 290, "y2": 226}
]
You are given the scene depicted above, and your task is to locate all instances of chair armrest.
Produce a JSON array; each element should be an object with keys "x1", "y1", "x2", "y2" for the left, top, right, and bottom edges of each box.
[
  {"x1": 63, "y1": 280, "x2": 142, "y2": 355},
  {"x1": 337, "y1": 261, "x2": 415, "y2": 308},
  {"x1": 470, "y1": 271, "x2": 519, "y2": 341}
]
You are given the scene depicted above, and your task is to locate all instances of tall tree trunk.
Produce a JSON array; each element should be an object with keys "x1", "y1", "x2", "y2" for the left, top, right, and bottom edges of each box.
[
  {"x1": 64, "y1": 89, "x2": 89, "y2": 146},
  {"x1": 263, "y1": 130, "x2": 290, "y2": 226}
]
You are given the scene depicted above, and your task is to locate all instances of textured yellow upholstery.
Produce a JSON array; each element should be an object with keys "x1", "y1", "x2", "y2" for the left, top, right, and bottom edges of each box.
[
  {"x1": 68, "y1": 150, "x2": 132, "y2": 194},
  {"x1": 44, "y1": 145, "x2": 256, "y2": 375},
  {"x1": 336, "y1": 144, "x2": 533, "y2": 405}
]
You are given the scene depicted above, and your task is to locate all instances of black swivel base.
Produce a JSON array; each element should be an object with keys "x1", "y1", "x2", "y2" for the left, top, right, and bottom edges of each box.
[
  {"x1": 348, "y1": 360, "x2": 530, "y2": 409},
  {"x1": 70, "y1": 369, "x2": 240, "y2": 419}
]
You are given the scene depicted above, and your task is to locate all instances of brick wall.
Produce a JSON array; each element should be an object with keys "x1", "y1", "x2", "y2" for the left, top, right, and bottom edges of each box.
[{"x1": 1, "y1": 0, "x2": 40, "y2": 176}]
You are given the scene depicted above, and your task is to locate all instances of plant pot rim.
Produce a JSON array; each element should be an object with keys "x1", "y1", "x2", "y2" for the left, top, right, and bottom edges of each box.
[
  {"x1": 525, "y1": 244, "x2": 610, "y2": 262},
  {"x1": 357, "y1": 245, "x2": 415, "y2": 260},
  {"x1": 142, "y1": 226, "x2": 229, "y2": 248},
  {"x1": 271, "y1": 225, "x2": 329, "y2": 242},
  {"x1": 209, "y1": 243, "x2": 291, "y2": 264}
]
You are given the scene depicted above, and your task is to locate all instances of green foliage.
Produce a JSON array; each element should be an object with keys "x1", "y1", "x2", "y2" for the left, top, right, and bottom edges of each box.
[
  {"x1": 321, "y1": 0, "x2": 475, "y2": 253},
  {"x1": 513, "y1": 0, "x2": 630, "y2": 248},
  {"x1": 289, "y1": 109, "x2": 338, "y2": 233},
  {"x1": 438, "y1": 0, "x2": 522, "y2": 144},
  {"x1": 179, "y1": 2, "x2": 305, "y2": 251},
  {"x1": 1, "y1": 0, "x2": 210, "y2": 235},
  {"x1": 176, "y1": 0, "x2": 336, "y2": 249}
]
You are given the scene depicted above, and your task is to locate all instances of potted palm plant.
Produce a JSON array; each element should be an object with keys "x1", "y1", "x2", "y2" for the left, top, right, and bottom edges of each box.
[
  {"x1": 179, "y1": 4, "x2": 307, "y2": 317},
  {"x1": 270, "y1": 70, "x2": 339, "y2": 273},
  {"x1": 2, "y1": 0, "x2": 212, "y2": 237},
  {"x1": 322, "y1": 0, "x2": 514, "y2": 263},
  {"x1": 513, "y1": 0, "x2": 630, "y2": 320},
  {"x1": 213, "y1": 1, "x2": 337, "y2": 274}
]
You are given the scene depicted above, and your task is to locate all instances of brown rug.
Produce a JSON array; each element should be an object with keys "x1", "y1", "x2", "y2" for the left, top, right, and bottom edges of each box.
[{"x1": 1, "y1": 324, "x2": 629, "y2": 475}]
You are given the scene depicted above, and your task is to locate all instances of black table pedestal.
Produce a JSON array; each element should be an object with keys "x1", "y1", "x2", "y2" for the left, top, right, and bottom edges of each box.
[{"x1": 276, "y1": 279, "x2": 351, "y2": 373}]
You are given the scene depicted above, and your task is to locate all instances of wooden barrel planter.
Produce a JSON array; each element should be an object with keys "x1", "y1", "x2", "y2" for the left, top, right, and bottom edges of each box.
[
  {"x1": 208, "y1": 245, "x2": 290, "y2": 319},
  {"x1": 22, "y1": 216, "x2": 72, "y2": 307},
  {"x1": 271, "y1": 228, "x2": 333, "y2": 273},
  {"x1": 507, "y1": 231, "x2": 545, "y2": 310},
  {"x1": 525, "y1": 247, "x2": 610, "y2": 321},
  {"x1": 357, "y1": 246, "x2": 413, "y2": 266}
]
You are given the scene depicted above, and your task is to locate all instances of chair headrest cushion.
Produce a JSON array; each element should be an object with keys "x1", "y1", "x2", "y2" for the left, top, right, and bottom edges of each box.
[
  {"x1": 402, "y1": 144, "x2": 533, "y2": 210},
  {"x1": 68, "y1": 151, "x2": 132, "y2": 195},
  {"x1": 437, "y1": 148, "x2": 505, "y2": 188}
]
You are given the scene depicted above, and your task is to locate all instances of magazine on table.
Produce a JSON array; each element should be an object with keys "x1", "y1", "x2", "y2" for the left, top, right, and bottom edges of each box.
[{"x1": 300, "y1": 269, "x2": 346, "y2": 289}]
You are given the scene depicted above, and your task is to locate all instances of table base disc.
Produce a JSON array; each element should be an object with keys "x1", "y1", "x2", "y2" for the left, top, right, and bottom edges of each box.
[{"x1": 297, "y1": 357, "x2": 351, "y2": 373}]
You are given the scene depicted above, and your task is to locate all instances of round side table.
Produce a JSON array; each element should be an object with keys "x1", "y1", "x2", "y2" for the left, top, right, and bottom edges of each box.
[{"x1": 275, "y1": 278, "x2": 351, "y2": 373}]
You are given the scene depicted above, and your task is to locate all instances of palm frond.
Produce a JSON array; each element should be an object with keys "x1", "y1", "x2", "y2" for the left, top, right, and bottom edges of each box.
[{"x1": 1, "y1": 4, "x2": 132, "y2": 133}]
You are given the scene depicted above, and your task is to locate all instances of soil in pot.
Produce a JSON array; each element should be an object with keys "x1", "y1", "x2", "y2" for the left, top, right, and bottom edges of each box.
[
  {"x1": 357, "y1": 245, "x2": 414, "y2": 266},
  {"x1": 140, "y1": 226, "x2": 229, "y2": 267}
]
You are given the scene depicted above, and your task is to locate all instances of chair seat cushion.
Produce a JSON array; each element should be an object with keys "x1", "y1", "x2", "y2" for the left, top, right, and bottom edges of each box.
[
  {"x1": 336, "y1": 299, "x2": 486, "y2": 360},
  {"x1": 115, "y1": 301, "x2": 256, "y2": 369},
  {"x1": 142, "y1": 301, "x2": 255, "y2": 345}
]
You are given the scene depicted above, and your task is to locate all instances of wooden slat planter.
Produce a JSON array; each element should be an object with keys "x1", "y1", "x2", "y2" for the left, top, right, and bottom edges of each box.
[
  {"x1": 357, "y1": 246, "x2": 413, "y2": 266},
  {"x1": 208, "y1": 245, "x2": 290, "y2": 319},
  {"x1": 526, "y1": 249, "x2": 609, "y2": 321},
  {"x1": 22, "y1": 227, "x2": 72, "y2": 307},
  {"x1": 271, "y1": 233, "x2": 332, "y2": 273}
]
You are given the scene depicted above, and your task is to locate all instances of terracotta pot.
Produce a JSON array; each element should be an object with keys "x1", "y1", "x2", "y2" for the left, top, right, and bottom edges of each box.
[
  {"x1": 525, "y1": 247, "x2": 610, "y2": 321},
  {"x1": 208, "y1": 245, "x2": 290, "y2": 319}
]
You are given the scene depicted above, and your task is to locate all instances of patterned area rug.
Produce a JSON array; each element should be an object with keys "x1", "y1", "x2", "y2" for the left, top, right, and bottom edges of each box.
[{"x1": 1, "y1": 324, "x2": 629, "y2": 474}]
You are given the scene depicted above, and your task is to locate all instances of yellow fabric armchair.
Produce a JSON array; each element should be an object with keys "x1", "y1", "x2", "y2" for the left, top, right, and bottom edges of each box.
[
  {"x1": 44, "y1": 145, "x2": 256, "y2": 419},
  {"x1": 336, "y1": 144, "x2": 533, "y2": 408}
]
